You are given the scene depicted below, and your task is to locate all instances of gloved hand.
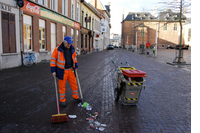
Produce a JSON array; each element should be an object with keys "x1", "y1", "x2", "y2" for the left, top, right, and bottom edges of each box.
[{"x1": 52, "y1": 72, "x2": 56, "y2": 77}]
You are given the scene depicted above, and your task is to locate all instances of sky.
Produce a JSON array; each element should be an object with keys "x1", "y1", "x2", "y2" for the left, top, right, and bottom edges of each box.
[{"x1": 85, "y1": 0, "x2": 160, "y2": 35}]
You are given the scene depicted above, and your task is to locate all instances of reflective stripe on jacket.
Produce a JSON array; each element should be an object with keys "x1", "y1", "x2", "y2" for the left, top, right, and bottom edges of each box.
[{"x1": 50, "y1": 43, "x2": 78, "y2": 80}]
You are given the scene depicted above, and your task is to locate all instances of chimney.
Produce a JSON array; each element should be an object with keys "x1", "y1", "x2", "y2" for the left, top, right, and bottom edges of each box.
[
  {"x1": 153, "y1": 6, "x2": 157, "y2": 17},
  {"x1": 122, "y1": 9, "x2": 124, "y2": 21},
  {"x1": 95, "y1": 0, "x2": 97, "y2": 8}
]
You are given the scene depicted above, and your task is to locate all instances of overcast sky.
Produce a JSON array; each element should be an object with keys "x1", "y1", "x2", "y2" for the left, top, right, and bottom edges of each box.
[{"x1": 85, "y1": 0, "x2": 161, "y2": 35}]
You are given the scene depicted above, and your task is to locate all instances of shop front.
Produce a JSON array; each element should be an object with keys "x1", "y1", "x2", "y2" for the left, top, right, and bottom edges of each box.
[
  {"x1": 81, "y1": 27, "x2": 94, "y2": 54},
  {"x1": 21, "y1": 0, "x2": 81, "y2": 62}
]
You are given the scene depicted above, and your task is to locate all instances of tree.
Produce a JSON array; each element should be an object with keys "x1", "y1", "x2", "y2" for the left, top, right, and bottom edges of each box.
[{"x1": 158, "y1": 0, "x2": 191, "y2": 63}]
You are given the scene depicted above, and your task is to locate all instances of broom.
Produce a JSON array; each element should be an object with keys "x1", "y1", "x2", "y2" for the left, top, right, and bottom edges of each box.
[{"x1": 51, "y1": 76, "x2": 69, "y2": 123}]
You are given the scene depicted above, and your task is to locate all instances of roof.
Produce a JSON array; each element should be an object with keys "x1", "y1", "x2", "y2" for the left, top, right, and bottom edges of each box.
[
  {"x1": 157, "y1": 9, "x2": 187, "y2": 21},
  {"x1": 124, "y1": 12, "x2": 157, "y2": 21},
  {"x1": 123, "y1": 9, "x2": 187, "y2": 22}
]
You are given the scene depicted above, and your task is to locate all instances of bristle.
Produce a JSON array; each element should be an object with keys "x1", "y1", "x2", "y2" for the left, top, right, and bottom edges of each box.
[{"x1": 51, "y1": 115, "x2": 69, "y2": 123}]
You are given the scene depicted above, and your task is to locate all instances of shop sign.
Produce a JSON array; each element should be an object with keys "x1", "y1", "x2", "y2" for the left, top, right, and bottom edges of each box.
[
  {"x1": 74, "y1": 22, "x2": 81, "y2": 29},
  {"x1": 101, "y1": 21, "x2": 107, "y2": 32},
  {"x1": 21, "y1": 0, "x2": 80, "y2": 29},
  {"x1": 21, "y1": 0, "x2": 41, "y2": 16},
  {"x1": 0, "y1": 3, "x2": 12, "y2": 12},
  {"x1": 81, "y1": 28, "x2": 88, "y2": 34},
  {"x1": 40, "y1": 8, "x2": 74, "y2": 27}
]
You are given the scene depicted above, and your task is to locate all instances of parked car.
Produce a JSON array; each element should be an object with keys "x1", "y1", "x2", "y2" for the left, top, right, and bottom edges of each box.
[
  {"x1": 167, "y1": 46, "x2": 175, "y2": 49},
  {"x1": 107, "y1": 44, "x2": 114, "y2": 50},
  {"x1": 114, "y1": 45, "x2": 119, "y2": 48}
]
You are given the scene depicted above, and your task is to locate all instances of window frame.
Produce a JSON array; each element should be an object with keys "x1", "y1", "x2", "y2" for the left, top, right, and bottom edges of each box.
[
  {"x1": 39, "y1": 19, "x2": 46, "y2": 51},
  {"x1": 23, "y1": 15, "x2": 33, "y2": 52}
]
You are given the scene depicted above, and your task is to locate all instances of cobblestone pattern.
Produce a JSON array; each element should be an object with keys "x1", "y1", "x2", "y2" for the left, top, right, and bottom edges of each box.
[{"x1": 0, "y1": 49, "x2": 191, "y2": 132}]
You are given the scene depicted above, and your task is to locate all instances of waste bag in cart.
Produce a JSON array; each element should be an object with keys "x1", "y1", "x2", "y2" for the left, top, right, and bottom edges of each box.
[{"x1": 112, "y1": 59, "x2": 146, "y2": 105}]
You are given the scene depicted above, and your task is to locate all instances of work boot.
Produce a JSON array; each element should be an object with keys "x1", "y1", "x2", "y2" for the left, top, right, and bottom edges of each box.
[
  {"x1": 74, "y1": 98, "x2": 82, "y2": 103},
  {"x1": 60, "y1": 102, "x2": 66, "y2": 107}
]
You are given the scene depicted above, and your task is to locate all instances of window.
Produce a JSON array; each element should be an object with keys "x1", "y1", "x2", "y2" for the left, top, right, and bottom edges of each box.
[
  {"x1": 82, "y1": 11, "x2": 84, "y2": 26},
  {"x1": 2, "y1": 11, "x2": 16, "y2": 53},
  {"x1": 71, "y1": 28, "x2": 74, "y2": 42},
  {"x1": 92, "y1": 18, "x2": 94, "y2": 30},
  {"x1": 62, "y1": 26, "x2": 66, "y2": 40},
  {"x1": 174, "y1": 24, "x2": 177, "y2": 31},
  {"x1": 39, "y1": 19, "x2": 46, "y2": 50},
  {"x1": 86, "y1": 14, "x2": 88, "y2": 29},
  {"x1": 71, "y1": 0, "x2": 75, "y2": 19},
  {"x1": 38, "y1": 0, "x2": 44, "y2": 5},
  {"x1": 77, "y1": 2, "x2": 80, "y2": 22},
  {"x1": 62, "y1": 0, "x2": 68, "y2": 16},
  {"x1": 164, "y1": 23, "x2": 167, "y2": 30},
  {"x1": 89, "y1": 16, "x2": 91, "y2": 30},
  {"x1": 50, "y1": 0, "x2": 57, "y2": 11},
  {"x1": 23, "y1": 15, "x2": 32, "y2": 51},
  {"x1": 188, "y1": 28, "x2": 191, "y2": 42},
  {"x1": 76, "y1": 30, "x2": 79, "y2": 48},
  {"x1": 51, "y1": 23, "x2": 56, "y2": 52}
]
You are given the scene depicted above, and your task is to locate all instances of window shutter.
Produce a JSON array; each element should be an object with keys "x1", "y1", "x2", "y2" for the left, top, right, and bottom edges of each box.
[
  {"x1": 2, "y1": 12, "x2": 9, "y2": 53},
  {"x1": 1, "y1": 12, "x2": 16, "y2": 53}
]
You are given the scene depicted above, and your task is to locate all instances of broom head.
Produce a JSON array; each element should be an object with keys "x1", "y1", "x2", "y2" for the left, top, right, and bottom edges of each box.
[{"x1": 51, "y1": 113, "x2": 69, "y2": 123}]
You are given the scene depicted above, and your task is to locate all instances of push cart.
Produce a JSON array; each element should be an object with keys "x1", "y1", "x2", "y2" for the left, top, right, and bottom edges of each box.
[{"x1": 111, "y1": 59, "x2": 146, "y2": 105}]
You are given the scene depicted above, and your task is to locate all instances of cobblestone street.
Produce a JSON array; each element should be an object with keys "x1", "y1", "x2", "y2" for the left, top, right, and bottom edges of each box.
[{"x1": 0, "y1": 49, "x2": 191, "y2": 132}]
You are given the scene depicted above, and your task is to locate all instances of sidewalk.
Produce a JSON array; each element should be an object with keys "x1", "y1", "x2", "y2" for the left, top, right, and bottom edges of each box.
[{"x1": 0, "y1": 49, "x2": 191, "y2": 132}]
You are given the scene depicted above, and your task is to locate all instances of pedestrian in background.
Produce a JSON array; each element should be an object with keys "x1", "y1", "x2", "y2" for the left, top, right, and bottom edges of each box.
[{"x1": 50, "y1": 36, "x2": 82, "y2": 107}]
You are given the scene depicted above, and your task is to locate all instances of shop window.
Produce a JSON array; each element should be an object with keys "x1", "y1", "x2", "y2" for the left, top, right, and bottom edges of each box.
[
  {"x1": 62, "y1": 26, "x2": 66, "y2": 40},
  {"x1": 71, "y1": 28, "x2": 74, "y2": 42},
  {"x1": 39, "y1": 19, "x2": 46, "y2": 50},
  {"x1": 77, "y1": 30, "x2": 79, "y2": 48},
  {"x1": 51, "y1": 23, "x2": 56, "y2": 52},
  {"x1": 2, "y1": 11, "x2": 16, "y2": 53},
  {"x1": 23, "y1": 15, "x2": 32, "y2": 51}
]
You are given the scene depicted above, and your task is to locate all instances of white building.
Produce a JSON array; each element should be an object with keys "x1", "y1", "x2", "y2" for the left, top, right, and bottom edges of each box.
[
  {"x1": 183, "y1": 18, "x2": 191, "y2": 49},
  {"x1": 110, "y1": 33, "x2": 121, "y2": 46},
  {"x1": 90, "y1": 0, "x2": 111, "y2": 50},
  {"x1": 0, "y1": 0, "x2": 22, "y2": 69}
]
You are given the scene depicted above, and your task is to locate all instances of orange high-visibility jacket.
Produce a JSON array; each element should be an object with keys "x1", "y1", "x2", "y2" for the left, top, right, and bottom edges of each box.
[{"x1": 50, "y1": 43, "x2": 78, "y2": 80}]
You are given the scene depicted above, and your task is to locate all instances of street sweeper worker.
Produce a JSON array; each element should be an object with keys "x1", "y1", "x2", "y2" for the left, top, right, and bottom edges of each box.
[{"x1": 50, "y1": 36, "x2": 82, "y2": 107}]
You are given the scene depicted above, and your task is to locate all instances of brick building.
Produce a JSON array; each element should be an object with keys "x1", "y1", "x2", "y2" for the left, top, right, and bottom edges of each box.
[
  {"x1": 121, "y1": 9, "x2": 187, "y2": 49},
  {"x1": 0, "y1": 0, "x2": 81, "y2": 69},
  {"x1": 0, "y1": 0, "x2": 111, "y2": 69}
]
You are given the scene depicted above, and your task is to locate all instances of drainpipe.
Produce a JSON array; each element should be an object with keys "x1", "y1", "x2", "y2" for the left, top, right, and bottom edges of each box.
[{"x1": 19, "y1": 8, "x2": 23, "y2": 66}]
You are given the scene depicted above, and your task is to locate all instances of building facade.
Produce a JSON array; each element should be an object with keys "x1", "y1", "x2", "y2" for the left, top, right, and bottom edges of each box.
[
  {"x1": 0, "y1": 0, "x2": 22, "y2": 69},
  {"x1": 121, "y1": 9, "x2": 187, "y2": 49},
  {"x1": 90, "y1": 0, "x2": 111, "y2": 50},
  {"x1": 0, "y1": 0, "x2": 111, "y2": 69},
  {"x1": 0, "y1": 0, "x2": 81, "y2": 69},
  {"x1": 110, "y1": 33, "x2": 121, "y2": 47}
]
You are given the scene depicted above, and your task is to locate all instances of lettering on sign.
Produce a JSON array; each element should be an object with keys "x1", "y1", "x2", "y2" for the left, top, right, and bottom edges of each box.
[
  {"x1": 74, "y1": 22, "x2": 81, "y2": 29},
  {"x1": 130, "y1": 92, "x2": 135, "y2": 95},
  {"x1": 21, "y1": 0, "x2": 41, "y2": 16},
  {"x1": 0, "y1": 3, "x2": 12, "y2": 12}
]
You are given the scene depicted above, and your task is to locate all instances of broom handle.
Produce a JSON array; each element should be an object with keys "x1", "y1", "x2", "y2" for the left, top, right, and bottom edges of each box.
[
  {"x1": 54, "y1": 76, "x2": 60, "y2": 114},
  {"x1": 75, "y1": 70, "x2": 83, "y2": 99}
]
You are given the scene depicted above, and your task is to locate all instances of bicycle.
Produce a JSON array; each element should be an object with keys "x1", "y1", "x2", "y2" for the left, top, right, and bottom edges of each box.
[{"x1": 23, "y1": 51, "x2": 37, "y2": 66}]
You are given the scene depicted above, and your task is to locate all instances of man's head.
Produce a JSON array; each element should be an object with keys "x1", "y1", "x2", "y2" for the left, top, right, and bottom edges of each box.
[{"x1": 63, "y1": 36, "x2": 73, "y2": 48}]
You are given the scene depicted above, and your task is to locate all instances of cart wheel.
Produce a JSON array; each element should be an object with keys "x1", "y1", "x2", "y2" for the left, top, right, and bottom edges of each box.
[{"x1": 114, "y1": 87, "x2": 119, "y2": 101}]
